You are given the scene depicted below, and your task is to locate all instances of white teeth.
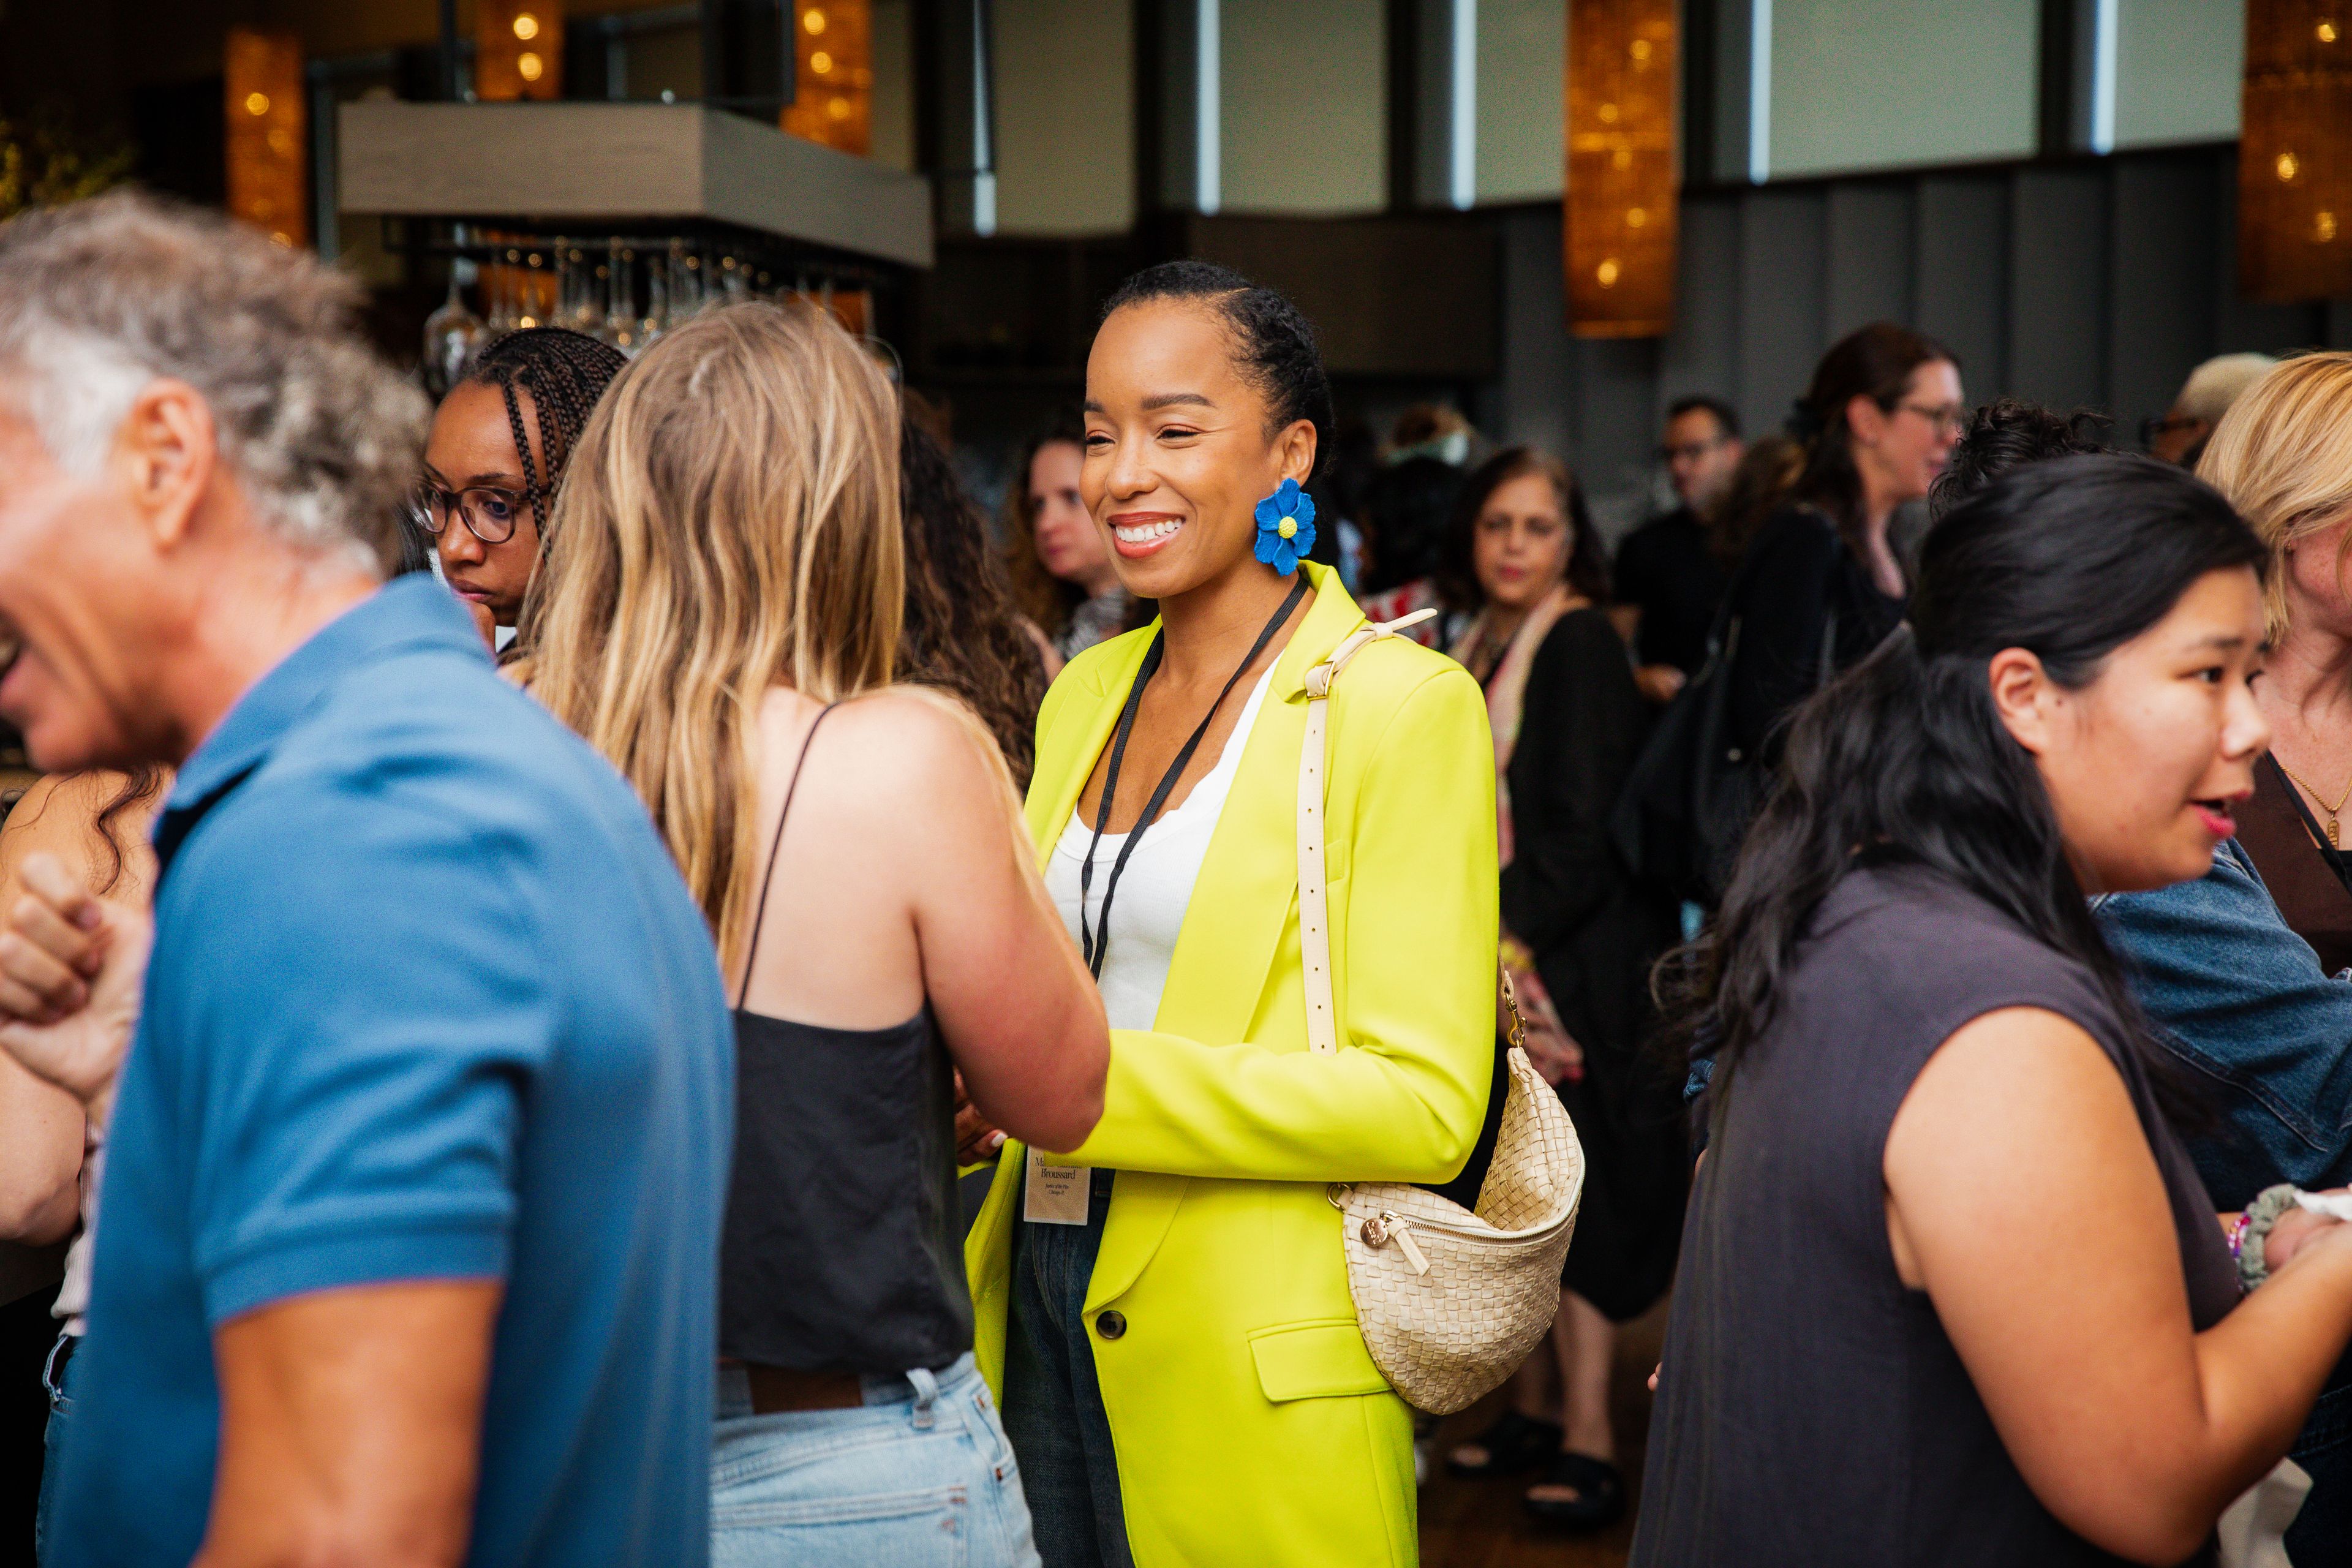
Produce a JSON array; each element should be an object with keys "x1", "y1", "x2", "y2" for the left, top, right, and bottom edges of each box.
[{"x1": 1114, "y1": 519, "x2": 1183, "y2": 544}]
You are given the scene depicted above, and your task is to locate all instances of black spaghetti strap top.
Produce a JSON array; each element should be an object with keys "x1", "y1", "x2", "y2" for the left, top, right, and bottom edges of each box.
[{"x1": 718, "y1": 706, "x2": 974, "y2": 1374}]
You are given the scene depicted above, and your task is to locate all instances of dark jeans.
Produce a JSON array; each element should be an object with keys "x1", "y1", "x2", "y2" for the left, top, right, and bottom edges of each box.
[
  {"x1": 2291, "y1": 1378, "x2": 2352, "y2": 1566},
  {"x1": 36, "y1": 1330, "x2": 72, "y2": 1564},
  {"x1": 1001, "y1": 1169, "x2": 1132, "y2": 1568}
]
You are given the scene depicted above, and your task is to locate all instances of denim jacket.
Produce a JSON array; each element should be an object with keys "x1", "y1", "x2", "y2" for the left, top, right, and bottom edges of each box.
[{"x1": 2095, "y1": 837, "x2": 2352, "y2": 1209}]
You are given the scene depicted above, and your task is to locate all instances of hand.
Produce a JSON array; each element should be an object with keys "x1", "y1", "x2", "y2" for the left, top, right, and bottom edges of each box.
[
  {"x1": 0, "y1": 851, "x2": 149, "y2": 1127},
  {"x1": 953, "y1": 1071, "x2": 1006, "y2": 1167},
  {"x1": 1521, "y1": 1020, "x2": 1585, "y2": 1086},
  {"x1": 466, "y1": 599, "x2": 497, "y2": 652},
  {"x1": 2267, "y1": 1188, "x2": 2352, "y2": 1273},
  {"x1": 1634, "y1": 664, "x2": 1687, "y2": 704}
]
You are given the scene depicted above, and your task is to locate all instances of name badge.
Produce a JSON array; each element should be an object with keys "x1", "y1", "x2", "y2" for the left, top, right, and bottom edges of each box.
[{"x1": 1023, "y1": 1148, "x2": 1091, "y2": 1225}]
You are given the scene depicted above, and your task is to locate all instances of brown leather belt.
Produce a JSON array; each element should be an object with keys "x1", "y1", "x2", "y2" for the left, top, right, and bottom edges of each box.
[{"x1": 742, "y1": 1363, "x2": 865, "y2": 1414}]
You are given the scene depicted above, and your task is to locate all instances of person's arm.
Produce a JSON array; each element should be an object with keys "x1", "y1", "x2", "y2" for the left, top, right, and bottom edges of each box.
[
  {"x1": 1501, "y1": 615, "x2": 1649, "y2": 949},
  {"x1": 867, "y1": 692, "x2": 1107, "y2": 1155},
  {"x1": 0, "y1": 778, "x2": 102, "y2": 1242},
  {"x1": 1050, "y1": 665, "x2": 1497, "y2": 1183},
  {"x1": 2096, "y1": 845, "x2": 2352, "y2": 1200},
  {"x1": 140, "y1": 786, "x2": 552, "y2": 1567},
  {"x1": 1885, "y1": 1006, "x2": 2352, "y2": 1564},
  {"x1": 195, "y1": 1280, "x2": 499, "y2": 1568}
]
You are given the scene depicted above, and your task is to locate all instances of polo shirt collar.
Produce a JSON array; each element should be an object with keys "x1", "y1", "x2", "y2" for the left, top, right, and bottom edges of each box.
[{"x1": 158, "y1": 576, "x2": 488, "y2": 869}]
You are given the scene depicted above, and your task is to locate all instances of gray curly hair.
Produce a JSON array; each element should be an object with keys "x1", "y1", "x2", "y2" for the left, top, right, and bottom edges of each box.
[{"x1": 0, "y1": 191, "x2": 426, "y2": 575}]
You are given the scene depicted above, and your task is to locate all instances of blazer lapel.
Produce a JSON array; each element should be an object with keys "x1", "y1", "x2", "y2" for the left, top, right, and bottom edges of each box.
[
  {"x1": 1039, "y1": 571, "x2": 1370, "y2": 1317},
  {"x1": 1028, "y1": 632, "x2": 1153, "y2": 862},
  {"x1": 1152, "y1": 564, "x2": 1366, "y2": 1048}
]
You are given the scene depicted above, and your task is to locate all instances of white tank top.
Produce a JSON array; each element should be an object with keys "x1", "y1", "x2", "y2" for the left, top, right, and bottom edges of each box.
[{"x1": 1044, "y1": 666, "x2": 1275, "y2": 1033}]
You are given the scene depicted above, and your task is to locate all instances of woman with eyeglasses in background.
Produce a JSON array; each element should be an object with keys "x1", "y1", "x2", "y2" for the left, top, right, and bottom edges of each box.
[
  {"x1": 412, "y1": 326, "x2": 627, "y2": 652},
  {"x1": 1721, "y1": 325, "x2": 1962, "y2": 768}
]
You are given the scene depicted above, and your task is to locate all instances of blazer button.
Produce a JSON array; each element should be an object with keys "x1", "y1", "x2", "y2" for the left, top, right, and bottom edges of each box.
[{"x1": 1095, "y1": 1310, "x2": 1127, "y2": 1341}]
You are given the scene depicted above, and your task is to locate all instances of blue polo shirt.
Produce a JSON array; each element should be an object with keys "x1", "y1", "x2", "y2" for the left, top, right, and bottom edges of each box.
[{"x1": 49, "y1": 576, "x2": 733, "y2": 1567}]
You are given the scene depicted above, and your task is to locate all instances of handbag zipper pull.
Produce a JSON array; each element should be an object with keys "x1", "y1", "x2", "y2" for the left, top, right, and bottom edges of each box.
[{"x1": 1363, "y1": 1210, "x2": 1431, "y2": 1275}]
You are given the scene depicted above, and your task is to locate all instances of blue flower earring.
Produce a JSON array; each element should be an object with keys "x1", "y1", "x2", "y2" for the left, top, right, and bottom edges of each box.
[{"x1": 1253, "y1": 478, "x2": 1317, "y2": 576}]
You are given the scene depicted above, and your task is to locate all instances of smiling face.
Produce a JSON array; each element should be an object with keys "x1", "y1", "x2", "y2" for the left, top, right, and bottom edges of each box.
[
  {"x1": 423, "y1": 379, "x2": 545, "y2": 627},
  {"x1": 1027, "y1": 438, "x2": 1115, "y2": 595},
  {"x1": 1472, "y1": 470, "x2": 1573, "y2": 612},
  {"x1": 2000, "y1": 565, "x2": 2269, "y2": 894},
  {"x1": 1080, "y1": 298, "x2": 1316, "y2": 604}
]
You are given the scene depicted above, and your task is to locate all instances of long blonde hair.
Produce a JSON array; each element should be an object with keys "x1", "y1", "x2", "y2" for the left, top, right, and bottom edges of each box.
[
  {"x1": 522, "y1": 301, "x2": 904, "y2": 966},
  {"x1": 2196, "y1": 351, "x2": 2348, "y2": 642}
]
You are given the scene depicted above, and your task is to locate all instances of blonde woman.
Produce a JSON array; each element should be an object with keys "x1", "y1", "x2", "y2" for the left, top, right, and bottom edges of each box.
[
  {"x1": 522, "y1": 301, "x2": 1109, "y2": 1568},
  {"x1": 2199, "y1": 355, "x2": 2352, "y2": 968}
]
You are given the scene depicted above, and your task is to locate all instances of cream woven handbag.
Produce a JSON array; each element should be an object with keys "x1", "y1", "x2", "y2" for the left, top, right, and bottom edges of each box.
[{"x1": 1300, "y1": 609, "x2": 1586, "y2": 1415}]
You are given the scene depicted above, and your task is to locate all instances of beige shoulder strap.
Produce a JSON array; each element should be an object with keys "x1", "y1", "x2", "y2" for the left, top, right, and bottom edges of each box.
[{"x1": 1297, "y1": 609, "x2": 1439, "y2": 1054}]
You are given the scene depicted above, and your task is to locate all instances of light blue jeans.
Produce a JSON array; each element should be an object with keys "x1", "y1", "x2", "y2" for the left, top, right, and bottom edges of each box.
[{"x1": 712, "y1": 1354, "x2": 1040, "y2": 1568}]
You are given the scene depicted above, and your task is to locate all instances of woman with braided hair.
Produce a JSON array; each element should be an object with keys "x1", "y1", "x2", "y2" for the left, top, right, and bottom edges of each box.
[{"x1": 413, "y1": 326, "x2": 627, "y2": 647}]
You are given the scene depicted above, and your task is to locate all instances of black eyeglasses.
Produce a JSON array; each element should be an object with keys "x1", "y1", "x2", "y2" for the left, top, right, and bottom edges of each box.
[
  {"x1": 2139, "y1": 413, "x2": 2203, "y2": 447},
  {"x1": 1657, "y1": 438, "x2": 1728, "y2": 464},
  {"x1": 409, "y1": 479, "x2": 533, "y2": 545}
]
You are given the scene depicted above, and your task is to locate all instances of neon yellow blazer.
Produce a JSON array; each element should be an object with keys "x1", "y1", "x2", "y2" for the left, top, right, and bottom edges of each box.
[{"x1": 967, "y1": 564, "x2": 1499, "y2": 1568}]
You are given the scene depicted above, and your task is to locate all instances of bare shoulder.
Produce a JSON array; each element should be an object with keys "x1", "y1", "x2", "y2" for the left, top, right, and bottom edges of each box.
[{"x1": 799, "y1": 687, "x2": 1017, "y2": 829}]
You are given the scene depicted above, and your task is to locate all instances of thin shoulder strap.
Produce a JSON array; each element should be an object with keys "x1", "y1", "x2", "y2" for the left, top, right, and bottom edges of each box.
[{"x1": 735, "y1": 703, "x2": 837, "y2": 1009}]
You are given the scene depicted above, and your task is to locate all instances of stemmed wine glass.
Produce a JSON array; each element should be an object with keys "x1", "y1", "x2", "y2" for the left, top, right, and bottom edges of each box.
[{"x1": 421, "y1": 227, "x2": 485, "y2": 396}]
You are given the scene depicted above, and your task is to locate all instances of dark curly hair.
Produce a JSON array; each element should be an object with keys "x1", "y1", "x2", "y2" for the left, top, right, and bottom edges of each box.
[
  {"x1": 464, "y1": 326, "x2": 628, "y2": 541},
  {"x1": 1929, "y1": 399, "x2": 2110, "y2": 520},
  {"x1": 1097, "y1": 261, "x2": 1334, "y2": 467},
  {"x1": 899, "y1": 413, "x2": 1049, "y2": 789}
]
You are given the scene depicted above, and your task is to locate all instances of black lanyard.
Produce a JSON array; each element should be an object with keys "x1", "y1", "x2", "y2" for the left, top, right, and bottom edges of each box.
[{"x1": 1077, "y1": 576, "x2": 1310, "y2": 979}]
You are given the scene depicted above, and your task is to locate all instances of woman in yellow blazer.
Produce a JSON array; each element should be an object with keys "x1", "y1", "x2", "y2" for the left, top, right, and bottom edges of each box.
[{"x1": 967, "y1": 262, "x2": 1498, "y2": 1568}]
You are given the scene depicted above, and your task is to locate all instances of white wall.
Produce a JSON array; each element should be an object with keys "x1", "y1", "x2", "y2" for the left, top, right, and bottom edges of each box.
[
  {"x1": 992, "y1": 0, "x2": 1136, "y2": 233},
  {"x1": 1477, "y1": 0, "x2": 1564, "y2": 202},
  {"x1": 1766, "y1": 0, "x2": 2038, "y2": 178},
  {"x1": 2115, "y1": 0, "x2": 2242, "y2": 148},
  {"x1": 1222, "y1": 0, "x2": 1388, "y2": 214}
]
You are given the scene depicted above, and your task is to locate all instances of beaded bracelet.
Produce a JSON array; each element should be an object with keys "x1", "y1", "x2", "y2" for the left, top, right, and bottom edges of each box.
[{"x1": 2238, "y1": 1183, "x2": 2304, "y2": 1293}]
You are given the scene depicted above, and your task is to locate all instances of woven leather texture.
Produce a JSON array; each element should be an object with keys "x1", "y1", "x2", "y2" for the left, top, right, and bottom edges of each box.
[
  {"x1": 1302, "y1": 614, "x2": 1586, "y2": 1417},
  {"x1": 1334, "y1": 1049, "x2": 1583, "y2": 1415}
]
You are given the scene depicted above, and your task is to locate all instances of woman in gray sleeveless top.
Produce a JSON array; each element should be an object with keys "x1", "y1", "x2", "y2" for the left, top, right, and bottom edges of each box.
[{"x1": 1636, "y1": 457, "x2": 2352, "y2": 1566}]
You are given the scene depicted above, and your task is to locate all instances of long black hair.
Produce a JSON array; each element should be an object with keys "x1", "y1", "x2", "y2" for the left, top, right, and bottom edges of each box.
[
  {"x1": 1668, "y1": 454, "x2": 2264, "y2": 1114},
  {"x1": 464, "y1": 326, "x2": 628, "y2": 539},
  {"x1": 897, "y1": 409, "x2": 1048, "y2": 789}
]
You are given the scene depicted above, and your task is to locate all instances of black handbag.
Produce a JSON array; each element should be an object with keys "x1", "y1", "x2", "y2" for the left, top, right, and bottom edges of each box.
[{"x1": 1610, "y1": 547, "x2": 1838, "y2": 908}]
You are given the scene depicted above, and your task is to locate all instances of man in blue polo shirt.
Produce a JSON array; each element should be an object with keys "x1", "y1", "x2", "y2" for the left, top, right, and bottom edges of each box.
[{"x1": 0, "y1": 195, "x2": 731, "y2": 1564}]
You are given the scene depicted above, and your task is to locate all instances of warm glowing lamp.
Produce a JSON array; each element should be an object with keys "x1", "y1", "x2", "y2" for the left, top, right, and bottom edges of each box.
[
  {"x1": 2243, "y1": 0, "x2": 2352, "y2": 301},
  {"x1": 782, "y1": 1, "x2": 872, "y2": 155},
  {"x1": 225, "y1": 29, "x2": 306, "y2": 248},
  {"x1": 1565, "y1": 0, "x2": 1677, "y2": 337},
  {"x1": 478, "y1": 0, "x2": 564, "y2": 102}
]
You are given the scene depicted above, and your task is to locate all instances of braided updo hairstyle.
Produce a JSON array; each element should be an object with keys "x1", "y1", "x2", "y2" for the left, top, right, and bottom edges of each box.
[
  {"x1": 1097, "y1": 261, "x2": 1333, "y2": 469},
  {"x1": 464, "y1": 326, "x2": 629, "y2": 538}
]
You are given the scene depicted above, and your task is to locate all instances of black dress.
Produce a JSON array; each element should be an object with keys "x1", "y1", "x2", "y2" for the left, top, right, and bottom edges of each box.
[
  {"x1": 1725, "y1": 507, "x2": 1907, "y2": 764},
  {"x1": 1633, "y1": 864, "x2": 2239, "y2": 1566},
  {"x1": 1498, "y1": 607, "x2": 1687, "y2": 1322}
]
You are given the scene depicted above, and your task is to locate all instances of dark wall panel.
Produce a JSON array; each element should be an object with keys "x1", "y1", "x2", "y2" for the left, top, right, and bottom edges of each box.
[
  {"x1": 1915, "y1": 174, "x2": 2009, "y2": 398},
  {"x1": 2108, "y1": 153, "x2": 2219, "y2": 431},
  {"x1": 1659, "y1": 193, "x2": 1744, "y2": 417},
  {"x1": 1498, "y1": 207, "x2": 1574, "y2": 461},
  {"x1": 1826, "y1": 182, "x2": 1915, "y2": 338},
  {"x1": 1735, "y1": 187, "x2": 1828, "y2": 438},
  {"x1": 2008, "y1": 166, "x2": 2112, "y2": 410}
]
